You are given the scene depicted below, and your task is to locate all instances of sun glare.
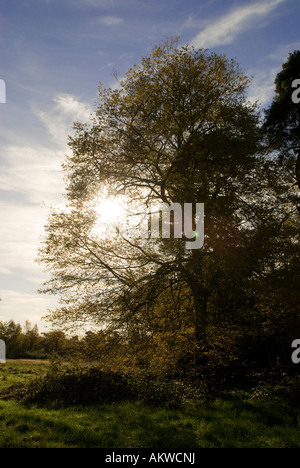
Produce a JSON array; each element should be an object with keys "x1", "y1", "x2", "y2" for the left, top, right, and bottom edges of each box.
[
  {"x1": 91, "y1": 195, "x2": 147, "y2": 240},
  {"x1": 91, "y1": 198, "x2": 127, "y2": 238},
  {"x1": 95, "y1": 199, "x2": 125, "y2": 224}
]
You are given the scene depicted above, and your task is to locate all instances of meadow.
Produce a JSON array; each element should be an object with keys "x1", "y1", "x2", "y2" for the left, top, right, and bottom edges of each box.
[{"x1": 0, "y1": 360, "x2": 299, "y2": 448}]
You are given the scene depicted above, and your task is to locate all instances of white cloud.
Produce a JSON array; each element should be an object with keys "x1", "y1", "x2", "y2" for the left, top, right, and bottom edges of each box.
[
  {"x1": 0, "y1": 289, "x2": 56, "y2": 331},
  {"x1": 0, "y1": 145, "x2": 65, "y2": 204},
  {"x1": 191, "y1": 0, "x2": 287, "y2": 49},
  {"x1": 0, "y1": 145, "x2": 63, "y2": 327},
  {"x1": 0, "y1": 197, "x2": 59, "y2": 330},
  {"x1": 266, "y1": 41, "x2": 300, "y2": 62},
  {"x1": 0, "y1": 94, "x2": 93, "y2": 327},
  {"x1": 0, "y1": 267, "x2": 12, "y2": 275},
  {"x1": 33, "y1": 94, "x2": 93, "y2": 147},
  {"x1": 0, "y1": 200, "x2": 51, "y2": 277},
  {"x1": 0, "y1": 146, "x2": 65, "y2": 293},
  {"x1": 98, "y1": 15, "x2": 124, "y2": 26},
  {"x1": 247, "y1": 41, "x2": 300, "y2": 107},
  {"x1": 67, "y1": 0, "x2": 119, "y2": 7},
  {"x1": 247, "y1": 67, "x2": 279, "y2": 107}
]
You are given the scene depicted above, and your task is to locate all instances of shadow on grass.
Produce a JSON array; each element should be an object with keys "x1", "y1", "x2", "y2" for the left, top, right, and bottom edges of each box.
[{"x1": 0, "y1": 400, "x2": 299, "y2": 448}]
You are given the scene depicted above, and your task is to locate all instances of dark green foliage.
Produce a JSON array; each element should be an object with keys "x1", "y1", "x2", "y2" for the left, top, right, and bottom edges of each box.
[
  {"x1": 22, "y1": 368, "x2": 133, "y2": 407},
  {"x1": 264, "y1": 50, "x2": 300, "y2": 201},
  {"x1": 264, "y1": 50, "x2": 300, "y2": 147},
  {"x1": 0, "y1": 320, "x2": 70, "y2": 360},
  {"x1": 17, "y1": 366, "x2": 203, "y2": 408},
  {"x1": 14, "y1": 362, "x2": 300, "y2": 412}
]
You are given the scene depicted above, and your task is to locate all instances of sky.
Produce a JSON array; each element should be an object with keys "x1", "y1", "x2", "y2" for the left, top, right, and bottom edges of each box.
[{"x1": 0, "y1": 0, "x2": 299, "y2": 332}]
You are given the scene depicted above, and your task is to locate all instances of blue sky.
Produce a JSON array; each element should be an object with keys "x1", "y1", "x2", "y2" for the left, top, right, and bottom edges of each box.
[{"x1": 0, "y1": 0, "x2": 299, "y2": 332}]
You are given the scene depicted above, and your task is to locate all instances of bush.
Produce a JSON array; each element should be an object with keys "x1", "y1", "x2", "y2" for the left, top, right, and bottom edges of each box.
[
  {"x1": 19, "y1": 366, "x2": 204, "y2": 408},
  {"x1": 22, "y1": 367, "x2": 132, "y2": 406}
]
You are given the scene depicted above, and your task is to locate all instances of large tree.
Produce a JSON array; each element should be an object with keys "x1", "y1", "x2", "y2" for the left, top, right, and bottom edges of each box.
[
  {"x1": 264, "y1": 50, "x2": 300, "y2": 212},
  {"x1": 39, "y1": 40, "x2": 297, "y2": 363}
]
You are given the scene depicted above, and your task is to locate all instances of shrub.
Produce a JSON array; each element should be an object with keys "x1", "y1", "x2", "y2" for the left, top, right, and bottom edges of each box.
[
  {"x1": 19, "y1": 366, "x2": 204, "y2": 408},
  {"x1": 22, "y1": 367, "x2": 132, "y2": 406}
]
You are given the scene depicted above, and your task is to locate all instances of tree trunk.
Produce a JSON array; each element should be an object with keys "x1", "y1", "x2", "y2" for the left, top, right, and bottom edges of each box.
[
  {"x1": 191, "y1": 281, "x2": 208, "y2": 348},
  {"x1": 296, "y1": 150, "x2": 300, "y2": 214},
  {"x1": 188, "y1": 249, "x2": 209, "y2": 349},
  {"x1": 189, "y1": 282, "x2": 209, "y2": 371}
]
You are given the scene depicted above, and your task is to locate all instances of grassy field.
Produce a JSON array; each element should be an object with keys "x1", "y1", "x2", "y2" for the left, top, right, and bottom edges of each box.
[
  {"x1": 0, "y1": 360, "x2": 49, "y2": 391},
  {"x1": 0, "y1": 361, "x2": 299, "y2": 448}
]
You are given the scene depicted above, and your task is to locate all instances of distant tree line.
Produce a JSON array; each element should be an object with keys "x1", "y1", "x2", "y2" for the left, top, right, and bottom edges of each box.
[
  {"x1": 0, "y1": 320, "x2": 126, "y2": 364},
  {"x1": 0, "y1": 320, "x2": 67, "y2": 359}
]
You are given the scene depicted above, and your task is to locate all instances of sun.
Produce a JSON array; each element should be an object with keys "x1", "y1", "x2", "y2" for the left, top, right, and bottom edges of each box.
[
  {"x1": 91, "y1": 197, "x2": 129, "y2": 238},
  {"x1": 95, "y1": 199, "x2": 125, "y2": 224},
  {"x1": 91, "y1": 195, "x2": 146, "y2": 240}
]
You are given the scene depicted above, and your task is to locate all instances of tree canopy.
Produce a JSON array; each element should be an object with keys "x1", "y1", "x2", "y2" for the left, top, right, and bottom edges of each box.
[
  {"x1": 38, "y1": 40, "x2": 299, "y2": 374},
  {"x1": 264, "y1": 50, "x2": 300, "y2": 211}
]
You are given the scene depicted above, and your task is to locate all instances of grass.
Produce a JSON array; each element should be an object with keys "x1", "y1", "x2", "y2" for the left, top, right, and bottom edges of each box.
[
  {"x1": 0, "y1": 360, "x2": 49, "y2": 391},
  {"x1": 0, "y1": 361, "x2": 299, "y2": 448},
  {"x1": 0, "y1": 399, "x2": 299, "y2": 448}
]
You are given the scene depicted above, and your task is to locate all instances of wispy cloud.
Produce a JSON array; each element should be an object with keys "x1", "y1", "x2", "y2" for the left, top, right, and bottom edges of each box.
[
  {"x1": 98, "y1": 15, "x2": 124, "y2": 26},
  {"x1": 191, "y1": 0, "x2": 287, "y2": 49},
  {"x1": 266, "y1": 41, "x2": 300, "y2": 62},
  {"x1": 0, "y1": 289, "x2": 57, "y2": 330},
  {"x1": 0, "y1": 201, "x2": 48, "y2": 275},
  {"x1": 0, "y1": 94, "x2": 92, "y2": 280},
  {"x1": 247, "y1": 41, "x2": 300, "y2": 107},
  {"x1": 0, "y1": 145, "x2": 65, "y2": 204},
  {"x1": 0, "y1": 93, "x2": 92, "y2": 327},
  {"x1": 0, "y1": 143, "x2": 65, "y2": 288},
  {"x1": 68, "y1": 0, "x2": 121, "y2": 7},
  {"x1": 0, "y1": 93, "x2": 92, "y2": 298},
  {"x1": 33, "y1": 94, "x2": 93, "y2": 147},
  {"x1": 247, "y1": 66, "x2": 279, "y2": 107}
]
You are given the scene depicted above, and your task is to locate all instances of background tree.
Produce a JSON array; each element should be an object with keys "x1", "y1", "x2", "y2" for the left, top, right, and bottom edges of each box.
[
  {"x1": 264, "y1": 50, "x2": 300, "y2": 212},
  {"x1": 23, "y1": 321, "x2": 41, "y2": 354},
  {"x1": 42, "y1": 331, "x2": 68, "y2": 356},
  {"x1": 0, "y1": 320, "x2": 23, "y2": 358}
]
